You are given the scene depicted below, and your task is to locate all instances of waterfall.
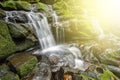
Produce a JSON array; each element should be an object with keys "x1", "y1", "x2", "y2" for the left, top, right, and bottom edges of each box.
[
  {"x1": 27, "y1": 12, "x2": 56, "y2": 49},
  {"x1": 52, "y1": 11, "x2": 65, "y2": 43},
  {"x1": 5, "y1": 11, "x2": 56, "y2": 49}
]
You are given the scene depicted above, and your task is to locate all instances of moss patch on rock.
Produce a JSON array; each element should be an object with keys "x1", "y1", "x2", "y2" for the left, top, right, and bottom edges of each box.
[
  {"x1": 8, "y1": 53, "x2": 38, "y2": 77},
  {"x1": 0, "y1": 20, "x2": 16, "y2": 59},
  {"x1": 15, "y1": 1, "x2": 31, "y2": 11},
  {"x1": 0, "y1": 65, "x2": 20, "y2": 80},
  {"x1": 0, "y1": 1, "x2": 31, "y2": 11},
  {"x1": 37, "y1": 2, "x2": 47, "y2": 11},
  {"x1": 1, "y1": 72, "x2": 20, "y2": 80},
  {"x1": 0, "y1": 9, "x2": 6, "y2": 19},
  {"x1": 0, "y1": 1, "x2": 17, "y2": 10}
]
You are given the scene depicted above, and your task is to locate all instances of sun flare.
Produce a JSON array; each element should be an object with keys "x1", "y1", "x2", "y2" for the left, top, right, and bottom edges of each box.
[{"x1": 81, "y1": 0, "x2": 120, "y2": 33}]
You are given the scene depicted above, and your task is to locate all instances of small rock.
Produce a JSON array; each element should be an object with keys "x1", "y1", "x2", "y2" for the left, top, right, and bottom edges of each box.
[{"x1": 0, "y1": 64, "x2": 20, "y2": 80}]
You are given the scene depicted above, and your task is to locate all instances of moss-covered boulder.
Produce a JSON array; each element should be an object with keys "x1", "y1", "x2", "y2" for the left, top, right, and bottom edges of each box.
[
  {"x1": 15, "y1": 1, "x2": 31, "y2": 11},
  {"x1": 0, "y1": 1, "x2": 31, "y2": 11},
  {"x1": 0, "y1": 20, "x2": 16, "y2": 59},
  {"x1": 0, "y1": 9, "x2": 6, "y2": 19},
  {"x1": 0, "y1": 1, "x2": 17, "y2": 10},
  {"x1": 36, "y1": 2, "x2": 47, "y2": 11},
  {"x1": 7, "y1": 53, "x2": 38, "y2": 77},
  {"x1": 8, "y1": 23, "x2": 37, "y2": 51}
]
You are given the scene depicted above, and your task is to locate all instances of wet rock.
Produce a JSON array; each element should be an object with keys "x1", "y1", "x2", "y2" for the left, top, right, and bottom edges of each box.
[
  {"x1": 1, "y1": 71, "x2": 20, "y2": 80},
  {"x1": 6, "y1": 11, "x2": 29, "y2": 23},
  {"x1": 107, "y1": 65, "x2": 120, "y2": 78},
  {"x1": 8, "y1": 23, "x2": 36, "y2": 41},
  {"x1": 0, "y1": 1, "x2": 31, "y2": 11},
  {"x1": 15, "y1": 1, "x2": 31, "y2": 11},
  {"x1": 0, "y1": 64, "x2": 20, "y2": 80},
  {"x1": 7, "y1": 23, "x2": 36, "y2": 51},
  {"x1": 7, "y1": 53, "x2": 38, "y2": 77},
  {"x1": 0, "y1": 20, "x2": 16, "y2": 59},
  {"x1": 32, "y1": 62, "x2": 51, "y2": 80},
  {"x1": 0, "y1": 1, "x2": 17, "y2": 10},
  {"x1": 12, "y1": 0, "x2": 40, "y2": 3},
  {"x1": 0, "y1": 9, "x2": 6, "y2": 19},
  {"x1": 0, "y1": 65, "x2": 9, "y2": 77},
  {"x1": 40, "y1": 0, "x2": 60, "y2": 4}
]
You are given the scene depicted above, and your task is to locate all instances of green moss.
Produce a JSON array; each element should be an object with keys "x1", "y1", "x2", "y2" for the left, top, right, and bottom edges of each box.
[
  {"x1": 0, "y1": 9, "x2": 6, "y2": 19},
  {"x1": 0, "y1": 1, "x2": 31, "y2": 11},
  {"x1": 8, "y1": 54, "x2": 38, "y2": 77},
  {"x1": 15, "y1": 1, "x2": 31, "y2": 11},
  {"x1": 16, "y1": 39, "x2": 35, "y2": 51},
  {"x1": 37, "y1": 2, "x2": 46, "y2": 11},
  {"x1": 17, "y1": 57, "x2": 38, "y2": 77},
  {"x1": 0, "y1": 20, "x2": 16, "y2": 59},
  {"x1": 1, "y1": 1, "x2": 17, "y2": 10},
  {"x1": 6, "y1": 0, "x2": 40, "y2": 3},
  {"x1": 1, "y1": 72, "x2": 20, "y2": 80}
]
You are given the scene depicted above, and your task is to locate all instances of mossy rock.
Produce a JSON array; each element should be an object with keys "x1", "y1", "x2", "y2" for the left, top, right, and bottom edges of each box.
[
  {"x1": 0, "y1": 1, "x2": 31, "y2": 11},
  {"x1": 8, "y1": 53, "x2": 38, "y2": 77},
  {"x1": 0, "y1": 65, "x2": 9, "y2": 77},
  {"x1": 37, "y1": 2, "x2": 47, "y2": 11},
  {"x1": 40, "y1": 0, "x2": 60, "y2": 4},
  {"x1": 0, "y1": 9, "x2": 6, "y2": 19},
  {"x1": 16, "y1": 39, "x2": 36, "y2": 51},
  {"x1": 0, "y1": 65, "x2": 20, "y2": 80},
  {"x1": 1, "y1": 72, "x2": 20, "y2": 80},
  {"x1": 0, "y1": 1, "x2": 17, "y2": 10},
  {"x1": 8, "y1": 23, "x2": 36, "y2": 51},
  {"x1": 6, "y1": 0, "x2": 40, "y2": 3},
  {"x1": 0, "y1": 20, "x2": 16, "y2": 59},
  {"x1": 15, "y1": 1, "x2": 31, "y2": 11}
]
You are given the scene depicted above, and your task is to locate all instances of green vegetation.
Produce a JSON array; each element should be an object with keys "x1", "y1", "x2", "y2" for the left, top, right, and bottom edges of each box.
[
  {"x1": 0, "y1": 20, "x2": 16, "y2": 59},
  {"x1": 8, "y1": 54, "x2": 38, "y2": 77},
  {"x1": 0, "y1": 1, "x2": 31, "y2": 10}
]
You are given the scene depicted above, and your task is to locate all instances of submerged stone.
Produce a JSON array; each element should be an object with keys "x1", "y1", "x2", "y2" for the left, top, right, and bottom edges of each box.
[
  {"x1": 0, "y1": 20, "x2": 16, "y2": 59},
  {"x1": 7, "y1": 53, "x2": 38, "y2": 77}
]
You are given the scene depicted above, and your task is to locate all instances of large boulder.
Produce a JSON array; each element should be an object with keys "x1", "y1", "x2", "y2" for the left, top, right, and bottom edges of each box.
[
  {"x1": 8, "y1": 23, "x2": 37, "y2": 51},
  {"x1": 0, "y1": 20, "x2": 16, "y2": 59},
  {"x1": 7, "y1": 53, "x2": 38, "y2": 77}
]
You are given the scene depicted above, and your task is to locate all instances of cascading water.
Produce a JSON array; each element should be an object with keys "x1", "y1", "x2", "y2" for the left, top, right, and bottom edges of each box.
[
  {"x1": 5, "y1": 11, "x2": 56, "y2": 49},
  {"x1": 27, "y1": 12, "x2": 56, "y2": 49},
  {"x1": 52, "y1": 11, "x2": 65, "y2": 43}
]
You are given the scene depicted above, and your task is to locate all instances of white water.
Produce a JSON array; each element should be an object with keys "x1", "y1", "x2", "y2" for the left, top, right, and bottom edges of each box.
[
  {"x1": 27, "y1": 12, "x2": 56, "y2": 49},
  {"x1": 52, "y1": 11, "x2": 65, "y2": 43},
  {"x1": 5, "y1": 11, "x2": 56, "y2": 49}
]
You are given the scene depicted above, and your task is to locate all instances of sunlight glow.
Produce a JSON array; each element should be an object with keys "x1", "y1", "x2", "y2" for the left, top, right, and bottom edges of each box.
[{"x1": 81, "y1": 0, "x2": 120, "y2": 33}]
